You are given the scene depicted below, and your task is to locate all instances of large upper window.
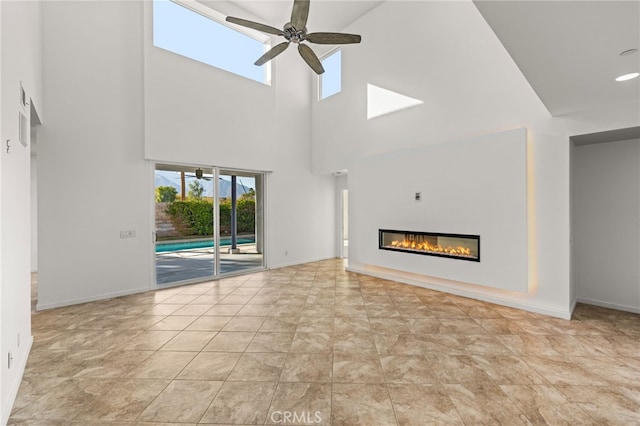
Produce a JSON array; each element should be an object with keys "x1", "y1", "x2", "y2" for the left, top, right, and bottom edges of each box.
[
  {"x1": 320, "y1": 50, "x2": 341, "y2": 99},
  {"x1": 153, "y1": 0, "x2": 270, "y2": 84}
]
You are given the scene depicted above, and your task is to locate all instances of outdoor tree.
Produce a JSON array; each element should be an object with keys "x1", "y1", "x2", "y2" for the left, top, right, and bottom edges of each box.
[
  {"x1": 188, "y1": 180, "x2": 205, "y2": 199},
  {"x1": 241, "y1": 188, "x2": 256, "y2": 199},
  {"x1": 156, "y1": 186, "x2": 177, "y2": 202}
]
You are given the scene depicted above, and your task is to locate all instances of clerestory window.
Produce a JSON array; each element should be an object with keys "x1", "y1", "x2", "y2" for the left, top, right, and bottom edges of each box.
[
  {"x1": 153, "y1": 0, "x2": 271, "y2": 85},
  {"x1": 319, "y1": 49, "x2": 342, "y2": 99}
]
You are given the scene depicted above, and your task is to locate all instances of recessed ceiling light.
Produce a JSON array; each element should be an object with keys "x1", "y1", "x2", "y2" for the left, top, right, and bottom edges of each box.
[{"x1": 615, "y1": 72, "x2": 640, "y2": 82}]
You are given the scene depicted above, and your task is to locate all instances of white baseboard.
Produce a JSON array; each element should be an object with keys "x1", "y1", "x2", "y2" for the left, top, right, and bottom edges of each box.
[
  {"x1": 569, "y1": 298, "x2": 578, "y2": 318},
  {"x1": 347, "y1": 263, "x2": 572, "y2": 319},
  {"x1": 269, "y1": 256, "x2": 339, "y2": 270},
  {"x1": 2, "y1": 335, "x2": 33, "y2": 425},
  {"x1": 36, "y1": 286, "x2": 150, "y2": 311},
  {"x1": 576, "y1": 297, "x2": 640, "y2": 314}
]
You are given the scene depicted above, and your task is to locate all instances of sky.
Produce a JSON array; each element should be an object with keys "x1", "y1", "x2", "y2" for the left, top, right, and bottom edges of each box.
[
  {"x1": 155, "y1": 170, "x2": 255, "y2": 198},
  {"x1": 153, "y1": 0, "x2": 266, "y2": 83},
  {"x1": 153, "y1": 0, "x2": 340, "y2": 91},
  {"x1": 321, "y1": 50, "x2": 341, "y2": 99}
]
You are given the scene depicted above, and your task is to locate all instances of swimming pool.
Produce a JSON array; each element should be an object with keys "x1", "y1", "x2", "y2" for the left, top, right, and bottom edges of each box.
[{"x1": 156, "y1": 237, "x2": 255, "y2": 253}]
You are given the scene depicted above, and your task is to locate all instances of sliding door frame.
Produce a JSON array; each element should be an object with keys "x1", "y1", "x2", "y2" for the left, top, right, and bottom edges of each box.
[
  {"x1": 217, "y1": 167, "x2": 267, "y2": 277},
  {"x1": 152, "y1": 162, "x2": 267, "y2": 288},
  {"x1": 213, "y1": 166, "x2": 221, "y2": 277}
]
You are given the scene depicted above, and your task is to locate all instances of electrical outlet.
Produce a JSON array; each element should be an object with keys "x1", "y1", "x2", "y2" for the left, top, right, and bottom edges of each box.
[
  {"x1": 120, "y1": 230, "x2": 136, "y2": 238},
  {"x1": 415, "y1": 192, "x2": 422, "y2": 202}
]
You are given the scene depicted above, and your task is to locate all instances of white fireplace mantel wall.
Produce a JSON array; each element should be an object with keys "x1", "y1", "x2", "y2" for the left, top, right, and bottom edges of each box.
[
  {"x1": 348, "y1": 128, "x2": 529, "y2": 291},
  {"x1": 312, "y1": 1, "x2": 576, "y2": 318}
]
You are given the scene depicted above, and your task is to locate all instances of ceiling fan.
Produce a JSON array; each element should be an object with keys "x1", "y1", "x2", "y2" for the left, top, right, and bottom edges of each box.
[{"x1": 225, "y1": 0, "x2": 361, "y2": 74}]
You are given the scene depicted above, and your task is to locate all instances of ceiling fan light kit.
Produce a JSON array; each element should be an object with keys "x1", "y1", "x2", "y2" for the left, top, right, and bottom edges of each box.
[{"x1": 226, "y1": 0, "x2": 361, "y2": 74}]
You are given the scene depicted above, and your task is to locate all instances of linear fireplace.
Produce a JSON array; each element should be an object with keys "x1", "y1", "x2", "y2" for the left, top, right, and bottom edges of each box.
[{"x1": 379, "y1": 229, "x2": 480, "y2": 262}]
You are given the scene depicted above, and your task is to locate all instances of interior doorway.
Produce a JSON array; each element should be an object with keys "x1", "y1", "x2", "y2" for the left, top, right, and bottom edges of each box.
[
  {"x1": 154, "y1": 164, "x2": 265, "y2": 286},
  {"x1": 571, "y1": 127, "x2": 640, "y2": 314},
  {"x1": 341, "y1": 189, "x2": 349, "y2": 258},
  {"x1": 30, "y1": 103, "x2": 42, "y2": 311}
]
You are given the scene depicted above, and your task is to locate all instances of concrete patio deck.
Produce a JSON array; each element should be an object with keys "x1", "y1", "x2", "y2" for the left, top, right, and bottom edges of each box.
[{"x1": 155, "y1": 244, "x2": 264, "y2": 285}]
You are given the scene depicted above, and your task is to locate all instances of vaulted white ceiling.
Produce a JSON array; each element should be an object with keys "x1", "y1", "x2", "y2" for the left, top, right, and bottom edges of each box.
[
  {"x1": 221, "y1": 0, "x2": 384, "y2": 35},
  {"x1": 474, "y1": 0, "x2": 640, "y2": 116},
  {"x1": 220, "y1": 0, "x2": 639, "y2": 117}
]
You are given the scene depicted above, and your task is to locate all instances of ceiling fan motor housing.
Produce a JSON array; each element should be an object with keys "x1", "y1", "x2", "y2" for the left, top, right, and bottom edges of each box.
[{"x1": 283, "y1": 23, "x2": 306, "y2": 43}]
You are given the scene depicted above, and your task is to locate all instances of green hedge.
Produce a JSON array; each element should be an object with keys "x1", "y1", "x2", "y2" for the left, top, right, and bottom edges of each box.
[
  {"x1": 220, "y1": 197, "x2": 255, "y2": 235},
  {"x1": 166, "y1": 198, "x2": 255, "y2": 236},
  {"x1": 156, "y1": 186, "x2": 177, "y2": 202},
  {"x1": 166, "y1": 200, "x2": 213, "y2": 236}
]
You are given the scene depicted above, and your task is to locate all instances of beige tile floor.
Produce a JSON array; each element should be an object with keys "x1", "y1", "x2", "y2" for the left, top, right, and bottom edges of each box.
[{"x1": 10, "y1": 259, "x2": 640, "y2": 425}]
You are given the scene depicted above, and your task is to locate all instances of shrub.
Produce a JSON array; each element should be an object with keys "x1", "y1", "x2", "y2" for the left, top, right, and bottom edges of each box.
[
  {"x1": 236, "y1": 197, "x2": 256, "y2": 233},
  {"x1": 156, "y1": 186, "x2": 177, "y2": 203},
  {"x1": 219, "y1": 197, "x2": 255, "y2": 235},
  {"x1": 166, "y1": 198, "x2": 256, "y2": 236},
  {"x1": 166, "y1": 200, "x2": 213, "y2": 236}
]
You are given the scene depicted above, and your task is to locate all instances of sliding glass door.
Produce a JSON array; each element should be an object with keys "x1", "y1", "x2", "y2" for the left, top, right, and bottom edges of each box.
[
  {"x1": 218, "y1": 170, "x2": 264, "y2": 275},
  {"x1": 154, "y1": 164, "x2": 265, "y2": 286}
]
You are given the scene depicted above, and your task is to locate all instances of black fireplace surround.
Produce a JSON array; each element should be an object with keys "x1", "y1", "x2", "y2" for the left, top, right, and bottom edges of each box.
[{"x1": 379, "y1": 229, "x2": 480, "y2": 262}]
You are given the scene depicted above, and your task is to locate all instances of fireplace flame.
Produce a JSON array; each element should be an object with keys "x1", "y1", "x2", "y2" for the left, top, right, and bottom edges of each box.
[{"x1": 390, "y1": 238, "x2": 472, "y2": 257}]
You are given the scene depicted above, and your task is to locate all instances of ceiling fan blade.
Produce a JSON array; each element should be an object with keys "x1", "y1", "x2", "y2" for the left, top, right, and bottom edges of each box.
[
  {"x1": 298, "y1": 43, "x2": 324, "y2": 74},
  {"x1": 255, "y1": 42, "x2": 290, "y2": 66},
  {"x1": 290, "y1": 0, "x2": 310, "y2": 30},
  {"x1": 306, "y1": 32, "x2": 362, "y2": 45},
  {"x1": 226, "y1": 16, "x2": 284, "y2": 36}
]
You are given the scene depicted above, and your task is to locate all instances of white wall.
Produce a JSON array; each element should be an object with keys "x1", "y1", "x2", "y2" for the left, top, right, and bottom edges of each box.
[
  {"x1": 0, "y1": 1, "x2": 4, "y2": 415},
  {"x1": 559, "y1": 96, "x2": 640, "y2": 312},
  {"x1": 569, "y1": 140, "x2": 576, "y2": 307},
  {"x1": 36, "y1": 0, "x2": 336, "y2": 310},
  {"x1": 311, "y1": 1, "x2": 578, "y2": 317},
  {"x1": 0, "y1": 0, "x2": 42, "y2": 422},
  {"x1": 30, "y1": 140, "x2": 37, "y2": 272},
  {"x1": 350, "y1": 128, "x2": 529, "y2": 292},
  {"x1": 335, "y1": 174, "x2": 348, "y2": 257},
  {"x1": 311, "y1": 1, "x2": 552, "y2": 174},
  {"x1": 143, "y1": 1, "x2": 336, "y2": 269},
  {"x1": 37, "y1": 1, "x2": 151, "y2": 309},
  {"x1": 573, "y1": 138, "x2": 640, "y2": 313}
]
